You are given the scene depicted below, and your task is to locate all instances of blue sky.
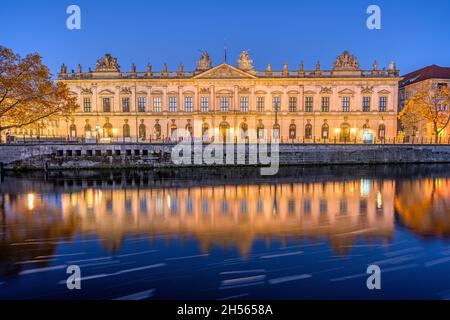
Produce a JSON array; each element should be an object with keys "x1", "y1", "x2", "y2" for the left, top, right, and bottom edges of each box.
[{"x1": 1, "y1": 0, "x2": 449, "y2": 77}]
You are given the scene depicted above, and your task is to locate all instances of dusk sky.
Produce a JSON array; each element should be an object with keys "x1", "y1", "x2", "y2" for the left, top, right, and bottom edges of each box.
[{"x1": 1, "y1": 0, "x2": 449, "y2": 77}]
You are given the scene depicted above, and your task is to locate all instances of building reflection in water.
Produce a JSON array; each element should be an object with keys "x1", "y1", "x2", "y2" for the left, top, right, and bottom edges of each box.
[
  {"x1": 395, "y1": 178, "x2": 450, "y2": 237},
  {"x1": 1, "y1": 178, "x2": 396, "y2": 269}
]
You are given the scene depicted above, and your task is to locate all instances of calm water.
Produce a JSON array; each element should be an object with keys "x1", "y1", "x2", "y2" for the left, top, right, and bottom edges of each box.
[{"x1": 1, "y1": 165, "x2": 450, "y2": 300}]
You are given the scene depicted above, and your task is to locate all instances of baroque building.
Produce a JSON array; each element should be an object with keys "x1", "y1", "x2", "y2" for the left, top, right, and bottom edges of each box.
[{"x1": 53, "y1": 50, "x2": 400, "y2": 142}]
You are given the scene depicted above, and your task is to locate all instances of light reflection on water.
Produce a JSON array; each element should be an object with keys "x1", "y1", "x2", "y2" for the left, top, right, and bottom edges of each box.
[{"x1": 1, "y1": 165, "x2": 450, "y2": 300}]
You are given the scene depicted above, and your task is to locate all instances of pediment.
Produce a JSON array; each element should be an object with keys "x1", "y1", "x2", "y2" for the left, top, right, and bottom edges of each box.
[
  {"x1": 338, "y1": 89, "x2": 355, "y2": 95},
  {"x1": 378, "y1": 89, "x2": 391, "y2": 95},
  {"x1": 98, "y1": 89, "x2": 115, "y2": 95},
  {"x1": 136, "y1": 90, "x2": 148, "y2": 95},
  {"x1": 193, "y1": 63, "x2": 257, "y2": 79},
  {"x1": 304, "y1": 90, "x2": 316, "y2": 95}
]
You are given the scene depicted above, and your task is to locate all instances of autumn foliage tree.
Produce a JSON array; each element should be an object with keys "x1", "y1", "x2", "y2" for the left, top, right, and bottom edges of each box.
[
  {"x1": 0, "y1": 46, "x2": 77, "y2": 137},
  {"x1": 399, "y1": 88, "x2": 450, "y2": 143}
]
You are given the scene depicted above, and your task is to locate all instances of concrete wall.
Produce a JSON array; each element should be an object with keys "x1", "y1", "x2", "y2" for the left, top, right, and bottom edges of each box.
[{"x1": 1, "y1": 142, "x2": 450, "y2": 170}]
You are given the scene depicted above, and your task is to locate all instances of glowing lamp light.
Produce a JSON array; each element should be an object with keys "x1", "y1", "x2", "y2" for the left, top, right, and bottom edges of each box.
[
  {"x1": 350, "y1": 128, "x2": 357, "y2": 134},
  {"x1": 112, "y1": 128, "x2": 118, "y2": 134},
  {"x1": 27, "y1": 193, "x2": 35, "y2": 211},
  {"x1": 335, "y1": 128, "x2": 341, "y2": 134}
]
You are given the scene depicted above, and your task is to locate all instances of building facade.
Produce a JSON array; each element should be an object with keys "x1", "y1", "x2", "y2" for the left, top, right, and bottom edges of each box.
[
  {"x1": 399, "y1": 65, "x2": 450, "y2": 139},
  {"x1": 50, "y1": 50, "x2": 399, "y2": 143}
]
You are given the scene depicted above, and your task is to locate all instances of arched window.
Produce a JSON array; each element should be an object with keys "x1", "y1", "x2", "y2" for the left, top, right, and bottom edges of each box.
[
  {"x1": 170, "y1": 123, "x2": 178, "y2": 139},
  {"x1": 257, "y1": 122, "x2": 265, "y2": 139},
  {"x1": 219, "y1": 121, "x2": 230, "y2": 141},
  {"x1": 103, "y1": 123, "x2": 113, "y2": 138},
  {"x1": 240, "y1": 122, "x2": 248, "y2": 140},
  {"x1": 154, "y1": 123, "x2": 161, "y2": 139},
  {"x1": 321, "y1": 123, "x2": 329, "y2": 140},
  {"x1": 202, "y1": 122, "x2": 210, "y2": 141},
  {"x1": 289, "y1": 124, "x2": 296, "y2": 140},
  {"x1": 139, "y1": 123, "x2": 146, "y2": 140},
  {"x1": 84, "y1": 124, "x2": 92, "y2": 137},
  {"x1": 185, "y1": 122, "x2": 193, "y2": 138},
  {"x1": 273, "y1": 123, "x2": 281, "y2": 139},
  {"x1": 305, "y1": 124, "x2": 313, "y2": 139},
  {"x1": 340, "y1": 123, "x2": 351, "y2": 142},
  {"x1": 123, "y1": 123, "x2": 131, "y2": 138},
  {"x1": 70, "y1": 124, "x2": 77, "y2": 138},
  {"x1": 378, "y1": 123, "x2": 386, "y2": 140}
]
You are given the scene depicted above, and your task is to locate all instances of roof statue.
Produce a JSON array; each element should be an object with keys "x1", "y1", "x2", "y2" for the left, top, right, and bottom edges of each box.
[
  {"x1": 333, "y1": 51, "x2": 360, "y2": 71},
  {"x1": 237, "y1": 50, "x2": 254, "y2": 71},
  {"x1": 96, "y1": 54, "x2": 120, "y2": 72},
  {"x1": 196, "y1": 51, "x2": 212, "y2": 72}
]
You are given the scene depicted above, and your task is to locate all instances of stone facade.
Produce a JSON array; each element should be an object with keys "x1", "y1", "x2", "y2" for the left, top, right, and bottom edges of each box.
[{"x1": 43, "y1": 51, "x2": 399, "y2": 142}]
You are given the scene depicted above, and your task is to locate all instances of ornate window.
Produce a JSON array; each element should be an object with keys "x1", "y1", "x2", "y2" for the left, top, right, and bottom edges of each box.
[
  {"x1": 378, "y1": 123, "x2": 386, "y2": 139},
  {"x1": 257, "y1": 122, "x2": 265, "y2": 139},
  {"x1": 288, "y1": 97, "x2": 297, "y2": 112},
  {"x1": 240, "y1": 96, "x2": 249, "y2": 112},
  {"x1": 342, "y1": 96, "x2": 350, "y2": 112},
  {"x1": 154, "y1": 123, "x2": 161, "y2": 139},
  {"x1": 202, "y1": 122, "x2": 209, "y2": 141},
  {"x1": 84, "y1": 123, "x2": 92, "y2": 136},
  {"x1": 153, "y1": 96, "x2": 162, "y2": 112},
  {"x1": 220, "y1": 96, "x2": 229, "y2": 112},
  {"x1": 379, "y1": 96, "x2": 387, "y2": 112},
  {"x1": 123, "y1": 123, "x2": 131, "y2": 138},
  {"x1": 139, "y1": 122, "x2": 146, "y2": 140},
  {"x1": 219, "y1": 121, "x2": 230, "y2": 141},
  {"x1": 305, "y1": 124, "x2": 313, "y2": 139},
  {"x1": 122, "y1": 97, "x2": 130, "y2": 112},
  {"x1": 103, "y1": 122, "x2": 113, "y2": 138},
  {"x1": 240, "y1": 122, "x2": 248, "y2": 139},
  {"x1": 103, "y1": 97, "x2": 111, "y2": 113},
  {"x1": 69, "y1": 124, "x2": 77, "y2": 138},
  {"x1": 289, "y1": 123, "x2": 296, "y2": 140},
  {"x1": 138, "y1": 97, "x2": 146, "y2": 112},
  {"x1": 256, "y1": 97, "x2": 265, "y2": 112},
  {"x1": 185, "y1": 97, "x2": 193, "y2": 112},
  {"x1": 321, "y1": 123, "x2": 329, "y2": 139},
  {"x1": 305, "y1": 97, "x2": 313, "y2": 112},
  {"x1": 83, "y1": 97, "x2": 92, "y2": 112},
  {"x1": 200, "y1": 97, "x2": 209, "y2": 112},
  {"x1": 169, "y1": 96, "x2": 178, "y2": 112},
  {"x1": 272, "y1": 96, "x2": 281, "y2": 112},
  {"x1": 273, "y1": 123, "x2": 281, "y2": 139},
  {"x1": 363, "y1": 96, "x2": 371, "y2": 112},
  {"x1": 321, "y1": 97, "x2": 329, "y2": 112}
]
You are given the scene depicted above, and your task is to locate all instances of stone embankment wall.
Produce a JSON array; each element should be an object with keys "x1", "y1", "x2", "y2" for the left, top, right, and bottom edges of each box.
[{"x1": 1, "y1": 143, "x2": 450, "y2": 170}]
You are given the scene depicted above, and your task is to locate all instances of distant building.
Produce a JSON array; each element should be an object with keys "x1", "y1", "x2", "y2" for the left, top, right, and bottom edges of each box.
[
  {"x1": 399, "y1": 65, "x2": 450, "y2": 139},
  {"x1": 17, "y1": 50, "x2": 400, "y2": 143}
]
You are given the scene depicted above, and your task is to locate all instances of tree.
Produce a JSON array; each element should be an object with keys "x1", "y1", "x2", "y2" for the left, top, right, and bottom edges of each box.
[
  {"x1": 0, "y1": 46, "x2": 77, "y2": 137},
  {"x1": 399, "y1": 88, "x2": 450, "y2": 143}
]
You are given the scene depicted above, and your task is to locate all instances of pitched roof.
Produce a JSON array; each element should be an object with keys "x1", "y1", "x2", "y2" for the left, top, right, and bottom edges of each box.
[{"x1": 400, "y1": 65, "x2": 450, "y2": 87}]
